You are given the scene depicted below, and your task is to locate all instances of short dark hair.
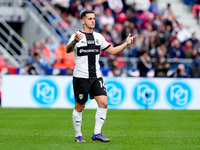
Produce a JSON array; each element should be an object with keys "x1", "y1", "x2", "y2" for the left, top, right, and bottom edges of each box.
[{"x1": 80, "y1": 10, "x2": 94, "y2": 19}]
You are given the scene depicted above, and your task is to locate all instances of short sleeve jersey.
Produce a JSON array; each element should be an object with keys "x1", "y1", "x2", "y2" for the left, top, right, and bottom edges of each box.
[{"x1": 67, "y1": 30, "x2": 111, "y2": 78}]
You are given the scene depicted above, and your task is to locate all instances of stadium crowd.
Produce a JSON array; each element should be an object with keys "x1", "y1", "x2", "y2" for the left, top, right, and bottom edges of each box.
[{"x1": 19, "y1": 0, "x2": 200, "y2": 78}]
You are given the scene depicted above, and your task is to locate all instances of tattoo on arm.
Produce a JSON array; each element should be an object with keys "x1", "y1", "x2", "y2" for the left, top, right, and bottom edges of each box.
[{"x1": 66, "y1": 40, "x2": 77, "y2": 53}]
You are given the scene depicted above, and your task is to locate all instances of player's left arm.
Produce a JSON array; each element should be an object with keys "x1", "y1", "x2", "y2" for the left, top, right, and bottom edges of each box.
[{"x1": 105, "y1": 33, "x2": 137, "y2": 55}]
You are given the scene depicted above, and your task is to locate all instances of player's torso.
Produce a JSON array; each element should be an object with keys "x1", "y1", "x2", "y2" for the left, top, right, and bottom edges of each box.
[{"x1": 73, "y1": 31, "x2": 102, "y2": 78}]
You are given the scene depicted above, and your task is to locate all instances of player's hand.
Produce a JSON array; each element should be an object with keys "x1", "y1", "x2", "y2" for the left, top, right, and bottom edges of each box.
[
  {"x1": 74, "y1": 31, "x2": 83, "y2": 43},
  {"x1": 125, "y1": 33, "x2": 137, "y2": 45}
]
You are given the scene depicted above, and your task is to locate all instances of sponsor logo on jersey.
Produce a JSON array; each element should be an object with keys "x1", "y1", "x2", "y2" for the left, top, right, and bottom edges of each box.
[
  {"x1": 32, "y1": 79, "x2": 58, "y2": 107},
  {"x1": 166, "y1": 82, "x2": 192, "y2": 108},
  {"x1": 133, "y1": 81, "x2": 158, "y2": 108},
  {"x1": 79, "y1": 49, "x2": 99, "y2": 53},
  {"x1": 87, "y1": 40, "x2": 95, "y2": 44}
]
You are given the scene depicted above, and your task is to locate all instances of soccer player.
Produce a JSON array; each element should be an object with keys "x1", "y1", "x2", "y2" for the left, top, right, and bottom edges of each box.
[{"x1": 66, "y1": 10, "x2": 137, "y2": 142}]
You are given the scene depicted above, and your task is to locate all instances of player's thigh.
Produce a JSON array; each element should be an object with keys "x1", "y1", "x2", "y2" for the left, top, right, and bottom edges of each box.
[
  {"x1": 90, "y1": 77, "x2": 107, "y2": 98},
  {"x1": 73, "y1": 77, "x2": 90, "y2": 104},
  {"x1": 94, "y1": 95, "x2": 108, "y2": 108}
]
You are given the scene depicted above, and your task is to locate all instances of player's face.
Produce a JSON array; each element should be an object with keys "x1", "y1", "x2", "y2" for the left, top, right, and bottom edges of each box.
[{"x1": 82, "y1": 13, "x2": 95, "y2": 29}]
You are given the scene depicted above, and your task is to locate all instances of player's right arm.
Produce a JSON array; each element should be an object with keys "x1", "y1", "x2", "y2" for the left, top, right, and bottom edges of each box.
[{"x1": 66, "y1": 31, "x2": 83, "y2": 53}]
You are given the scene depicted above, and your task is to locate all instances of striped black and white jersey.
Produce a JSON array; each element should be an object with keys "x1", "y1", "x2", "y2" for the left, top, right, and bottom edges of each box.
[{"x1": 67, "y1": 30, "x2": 111, "y2": 78}]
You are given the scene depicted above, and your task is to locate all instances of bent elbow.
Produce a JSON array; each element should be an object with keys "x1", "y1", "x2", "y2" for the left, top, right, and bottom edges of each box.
[
  {"x1": 110, "y1": 51, "x2": 118, "y2": 55},
  {"x1": 66, "y1": 48, "x2": 72, "y2": 53}
]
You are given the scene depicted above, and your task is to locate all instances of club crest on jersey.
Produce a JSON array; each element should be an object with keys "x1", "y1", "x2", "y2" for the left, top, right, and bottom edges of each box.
[
  {"x1": 79, "y1": 94, "x2": 83, "y2": 100},
  {"x1": 96, "y1": 39, "x2": 99, "y2": 44}
]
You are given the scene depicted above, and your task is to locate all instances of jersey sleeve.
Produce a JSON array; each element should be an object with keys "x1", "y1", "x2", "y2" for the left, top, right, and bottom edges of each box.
[
  {"x1": 67, "y1": 33, "x2": 75, "y2": 46},
  {"x1": 99, "y1": 34, "x2": 111, "y2": 51}
]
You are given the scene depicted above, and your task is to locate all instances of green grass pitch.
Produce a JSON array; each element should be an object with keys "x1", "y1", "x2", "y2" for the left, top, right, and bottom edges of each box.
[{"x1": 0, "y1": 108, "x2": 200, "y2": 150}]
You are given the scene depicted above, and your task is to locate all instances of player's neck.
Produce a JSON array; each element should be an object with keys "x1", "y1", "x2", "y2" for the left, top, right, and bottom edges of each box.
[{"x1": 81, "y1": 28, "x2": 93, "y2": 33}]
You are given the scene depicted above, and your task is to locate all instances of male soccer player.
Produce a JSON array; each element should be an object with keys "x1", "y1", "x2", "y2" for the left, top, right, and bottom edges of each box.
[{"x1": 66, "y1": 10, "x2": 137, "y2": 142}]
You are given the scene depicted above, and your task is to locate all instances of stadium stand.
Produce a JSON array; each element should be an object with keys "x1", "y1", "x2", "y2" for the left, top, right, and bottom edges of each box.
[{"x1": 0, "y1": 0, "x2": 200, "y2": 78}]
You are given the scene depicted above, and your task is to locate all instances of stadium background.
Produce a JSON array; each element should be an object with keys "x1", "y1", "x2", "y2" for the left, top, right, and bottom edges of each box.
[
  {"x1": 1, "y1": 1, "x2": 200, "y2": 149},
  {"x1": 1, "y1": 0, "x2": 200, "y2": 109}
]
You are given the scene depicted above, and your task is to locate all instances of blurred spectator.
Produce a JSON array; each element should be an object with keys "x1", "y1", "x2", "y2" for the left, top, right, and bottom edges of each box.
[
  {"x1": 68, "y1": 0, "x2": 82, "y2": 17},
  {"x1": 161, "y1": 3, "x2": 172, "y2": 20},
  {"x1": 45, "y1": 38, "x2": 59, "y2": 55},
  {"x1": 139, "y1": 11, "x2": 154, "y2": 29},
  {"x1": 65, "y1": 67, "x2": 73, "y2": 75},
  {"x1": 188, "y1": 31, "x2": 199, "y2": 48},
  {"x1": 99, "y1": 8, "x2": 115, "y2": 31},
  {"x1": 153, "y1": 14, "x2": 162, "y2": 31},
  {"x1": 107, "y1": 67, "x2": 123, "y2": 77},
  {"x1": 41, "y1": 39, "x2": 55, "y2": 66},
  {"x1": 143, "y1": 23, "x2": 157, "y2": 51},
  {"x1": 182, "y1": 40, "x2": 193, "y2": 58},
  {"x1": 28, "y1": 49, "x2": 47, "y2": 75},
  {"x1": 153, "y1": 49, "x2": 170, "y2": 77},
  {"x1": 169, "y1": 64, "x2": 189, "y2": 78},
  {"x1": 63, "y1": 51, "x2": 75, "y2": 69},
  {"x1": 93, "y1": 0, "x2": 106, "y2": 31},
  {"x1": 170, "y1": 30, "x2": 178, "y2": 44},
  {"x1": 51, "y1": 0, "x2": 70, "y2": 14},
  {"x1": 177, "y1": 24, "x2": 191, "y2": 43},
  {"x1": 137, "y1": 50, "x2": 152, "y2": 77},
  {"x1": 149, "y1": 3, "x2": 159, "y2": 15},
  {"x1": 135, "y1": 32, "x2": 145, "y2": 56},
  {"x1": 80, "y1": 0, "x2": 93, "y2": 13},
  {"x1": 101, "y1": 28, "x2": 112, "y2": 44},
  {"x1": 155, "y1": 24, "x2": 171, "y2": 47},
  {"x1": 194, "y1": 39, "x2": 200, "y2": 52},
  {"x1": 121, "y1": 20, "x2": 131, "y2": 41},
  {"x1": 134, "y1": 0, "x2": 151, "y2": 12},
  {"x1": 19, "y1": 63, "x2": 38, "y2": 75},
  {"x1": 169, "y1": 39, "x2": 185, "y2": 59},
  {"x1": 125, "y1": 7, "x2": 137, "y2": 24},
  {"x1": 160, "y1": 44, "x2": 170, "y2": 58},
  {"x1": 93, "y1": 0, "x2": 105, "y2": 16},
  {"x1": 107, "y1": 0, "x2": 123, "y2": 19},
  {"x1": 189, "y1": 49, "x2": 200, "y2": 77},
  {"x1": 110, "y1": 22, "x2": 122, "y2": 46},
  {"x1": 54, "y1": 41, "x2": 75, "y2": 69},
  {"x1": 54, "y1": 41, "x2": 67, "y2": 68},
  {"x1": 30, "y1": 41, "x2": 41, "y2": 56}
]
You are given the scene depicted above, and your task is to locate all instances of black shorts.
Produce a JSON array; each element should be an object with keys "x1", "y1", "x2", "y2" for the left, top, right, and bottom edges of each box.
[{"x1": 73, "y1": 77, "x2": 107, "y2": 104}]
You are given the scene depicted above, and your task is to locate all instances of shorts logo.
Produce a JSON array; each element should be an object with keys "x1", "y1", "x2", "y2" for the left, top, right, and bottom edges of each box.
[
  {"x1": 65, "y1": 82, "x2": 90, "y2": 105},
  {"x1": 32, "y1": 79, "x2": 58, "y2": 106},
  {"x1": 133, "y1": 82, "x2": 158, "y2": 108},
  {"x1": 79, "y1": 94, "x2": 83, "y2": 100},
  {"x1": 105, "y1": 81, "x2": 125, "y2": 107},
  {"x1": 166, "y1": 82, "x2": 192, "y2": 108}
]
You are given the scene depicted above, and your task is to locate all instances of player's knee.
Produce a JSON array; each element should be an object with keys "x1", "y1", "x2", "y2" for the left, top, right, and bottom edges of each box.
[
  {"x1": 100, "y1": 101, "x2": 108, "y2": 108},
  {"x1": 75, "y1": 103, "x2": 85, "y2": 112}
]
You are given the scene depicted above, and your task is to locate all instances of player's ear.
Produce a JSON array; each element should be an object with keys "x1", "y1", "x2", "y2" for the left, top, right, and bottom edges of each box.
[{"x1": 81, "y1": 18, "x2": 85, "y2": 25}]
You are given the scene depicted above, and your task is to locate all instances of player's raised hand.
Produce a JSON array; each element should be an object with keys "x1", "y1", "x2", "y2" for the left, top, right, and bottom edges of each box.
[
  {"x1": 125, "y1": 33, "x2": 137, "y2": 45},
  {"x1": 74, "y1": 31, "x2": 83, "y2": 42}
]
